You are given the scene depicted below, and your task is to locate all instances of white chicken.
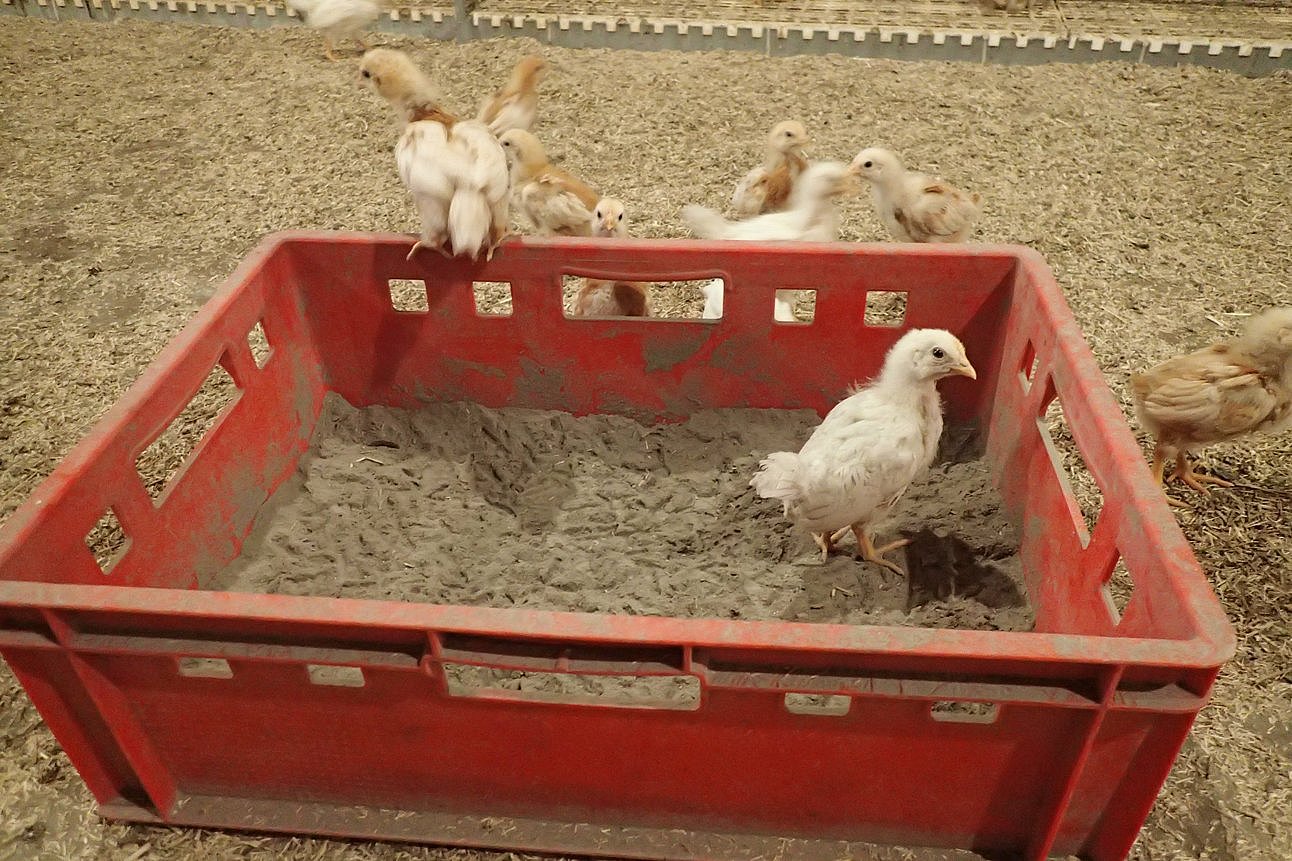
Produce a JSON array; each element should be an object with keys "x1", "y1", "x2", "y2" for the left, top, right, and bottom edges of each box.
[
  {"x1": 848, "y1": 147, "x2": 982, "y2": 243},
  {"x1": 360, "y1": 49, "x2": 510, "y2": 261},
  {"x1": 750, "y1": 329, "x2": 977, "y2": 574},
  {"x1": 682, "y1": 161, "x2": 853, "y2": 243},
  {"x1": 731, "y1": 120, "x2": 811, "y2": 217},
  {"x1": 687, "y1": 161, "x2": 853, "y2": 324},
  {"x1": 287, "y1": 0, "x2": 380, "y2": 61}
]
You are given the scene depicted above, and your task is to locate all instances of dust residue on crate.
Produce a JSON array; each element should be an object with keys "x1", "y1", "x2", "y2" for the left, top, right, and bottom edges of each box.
[{"x1": 214, "y1": 395, "x2": 1033, "y2": 632}]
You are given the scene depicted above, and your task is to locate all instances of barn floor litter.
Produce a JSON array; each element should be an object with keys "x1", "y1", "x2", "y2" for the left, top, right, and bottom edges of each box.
[
  {"x1": 215, "y1": 396, "x2": 1032, "y2": 632},
  {"x1": 1, "y1": 14, "x2": 1290, "y2": 861}
]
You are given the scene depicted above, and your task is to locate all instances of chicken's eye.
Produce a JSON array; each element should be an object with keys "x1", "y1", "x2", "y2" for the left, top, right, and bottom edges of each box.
[
  {"x1": 863, "y1": 160, "x2": 873, "y2": 169},
  {"x1": 361, "y1": 69, "x2": 371, "y2": 78},
  {"x1": 932, "y1": 347, "x2": 946, "y2": 359},
  {"x1": 617, "y1": 213, "x2": 624, "y2": 221}
]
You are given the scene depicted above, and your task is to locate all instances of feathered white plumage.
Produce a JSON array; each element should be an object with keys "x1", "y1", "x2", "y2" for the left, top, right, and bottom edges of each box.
[
  {"x1": 849, "y1": 147, "x2": 982, "y2": 243},
  {"x1": 750, "y1": 329, "x2": 977, "y2": 574},
  {"x1": 699, "y1": 279, "x2": 796, "y2": 323},
  {"x1": 287, "y1": 0, "x2": 379, "y2": 61},
  {"x1": 361, "y1": 49, "x2": 510, "y2": 261}
]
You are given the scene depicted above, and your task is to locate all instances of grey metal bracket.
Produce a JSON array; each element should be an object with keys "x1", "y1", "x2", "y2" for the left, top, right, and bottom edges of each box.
[{"x1": 2, "y1": 0, "x2": 1288, "y2": 77}]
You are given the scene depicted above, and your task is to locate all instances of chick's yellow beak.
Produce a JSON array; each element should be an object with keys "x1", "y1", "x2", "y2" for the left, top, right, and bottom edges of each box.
[{"x1": 955, "y1": 361, "x2": 977, "y2": 380}]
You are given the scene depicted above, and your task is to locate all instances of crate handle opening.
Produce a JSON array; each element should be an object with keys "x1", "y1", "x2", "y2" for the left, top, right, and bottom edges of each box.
[
  {"x1": 864, "y1": 290, "x2": 908, "y2": 328},
  {"x1": 247, "y1": 320, "x2": 272, "y2": 369},
  {"x1": 135, "y1": 356, "x2": 240, "y2": 503},
  {"x1": 784, "y1": 693, "x2": 850, "y2": 716},
  {"x1": 1036, "y1": 379, "x2": 1104, "y2": 549},
  {"x1": 443, "y1": 664, "x2": 700, "y2": 711},
  {"x1": 930, "y1": 701, "x2": 999, "y2": 724},
  {"x1": 85, "y1": 507, "x2": 129, "y2": 575},
  {"x1": 177, "y1": 657, "x2": 233, "y2": 679},
  {"x1": 307, "y1": 664, "x2": 366, "y2": 688},
  {"x1": 473, "y1": 281, "x2": 513, "y2": 317}
]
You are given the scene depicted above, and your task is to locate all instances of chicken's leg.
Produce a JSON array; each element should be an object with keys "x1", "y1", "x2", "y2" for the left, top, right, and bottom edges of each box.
[
  {"x1": 1168, "y1": 452, "x2": 1232, "y2": 495},
  {"x1": 812, "y1": 531, "x2": 836, "y2": 563},
  {"x1": 853, "y1": 526, "x2": 907, "y2": 577},
  {"x1": 485, "y1": 228, "x2": 516, "y2": 262},
  {"x1": 406, "y1": 237, "x2": 451, "y2": 261},
  {"x1": 324, "y1": 36, "x2": 339, "y2": 62}
]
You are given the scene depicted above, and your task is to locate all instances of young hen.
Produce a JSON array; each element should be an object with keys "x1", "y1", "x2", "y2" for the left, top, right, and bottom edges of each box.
[
  {"x1": 499, "y1": 129, "x2": 600, "y2": 236},
  {"x1": 849, "y1": 147, "x2": 981, "y2": 243},
  {"x1": 731, "y1": 120, "x2": 811, "y2": 217},
  {"x1": 571, "y1": 199, "x2": 651, "y2": 318},
  {"x1": 1130, "y1": 307, "x2": 1292, "y2": 505},
  {"x1": 361, "y1": 49, "x2": 510, "y2": 261},
  {"x1": 476, "y1": 55, "x2": 548, "y2": 137},
  {"x1": 750, "y1": 329, "x2": 977, "y2": 574}
]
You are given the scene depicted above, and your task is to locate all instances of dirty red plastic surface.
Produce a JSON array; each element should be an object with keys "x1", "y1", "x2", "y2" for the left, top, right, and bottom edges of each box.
[{"x1": 0, "y1": 233, "x2": 1234, "y2": 860}]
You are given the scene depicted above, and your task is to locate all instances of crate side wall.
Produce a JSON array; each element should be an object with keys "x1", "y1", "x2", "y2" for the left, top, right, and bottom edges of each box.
[{"x1": 286, "y1": 237, "x2": 1017, "y2": 424}]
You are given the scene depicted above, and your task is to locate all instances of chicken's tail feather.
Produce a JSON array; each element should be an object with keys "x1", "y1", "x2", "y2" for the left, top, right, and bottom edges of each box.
[
  {"x1": 681, "y1": 204, "x2": 730, "y2": 240},
  {"x1": 750, "y1": 451, "x2": 801, "y2": 502},
  {"x1": 448, "y1": 191, "x2": 490, "y2": 259}
]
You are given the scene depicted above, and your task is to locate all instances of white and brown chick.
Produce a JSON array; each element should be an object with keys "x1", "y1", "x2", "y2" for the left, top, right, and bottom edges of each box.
[
  {"x1": 750, "y1": 329, "x2": 976, "y2": 574},
  {"x1": 570, "y1": 199, "x2": 651, "y2": 318},
  {"x1": 477, "y1": 55, "x2": 548, "y2": 137},
  {"x1": 683, "y1": 161, "x2": 854, "y2": 243},
  {"x1": 499, "y1": 129, "x2": 600, "y2": 236},
  {"x1": 287, "y1": 0, "x2": 380, "y2": 61},
  {"x1": 731, "y1": 120, "x2": 811, "y2": 217},
  {"x1": 360, "y1": 49, "x2": 510, "y2": 261},
  {"x1": 849, "y1": 147, "x2": 981, "y2": 243},
  {"x1": 1130, "y1": 307, "x2": 1292, "y2": 506}
]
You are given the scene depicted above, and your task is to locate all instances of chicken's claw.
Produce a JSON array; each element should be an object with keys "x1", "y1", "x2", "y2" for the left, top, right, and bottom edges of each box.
[
  {"x1": 1167, "y1": 453, "x2": 1233, "y2": 496},
  {"x1": 855, "y1": 528, "x2": 906, "y2": 578},
  {"x1": 812, "y1": 531, "x2": 836, "y2": 563}
]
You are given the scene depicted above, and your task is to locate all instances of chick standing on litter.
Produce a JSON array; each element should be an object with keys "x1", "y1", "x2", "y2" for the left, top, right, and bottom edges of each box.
[
  {"x1": 287, "y1": 0, "x2": 380, "y2": 61},
  {"x1": 684, "y1": 161, "x2": 854, "y2": 243},
  {"x1": 848, "y1": 147, "x2": 981, "y2": 243},
  {"x1": 499, "y1": 130, "x2": 600, "y2": 236},
  {"x1": 686, "y1": 161, "x2": 854, "y2": 324},
  {"x1": 477, "y1": 55, "x2": 548, "y2": 137},
  {"x1": 571, "y1": 199, "x2": 651, "y2": 318},
  {"x1": 360, "y1": 49, "x2": 510, "y2": 261},
  {"x1": 731, "y1": 121, "x2": 811, "y2": 217},
  {"x1": 750, "y1": 329, "x2": 977, "y2": 573},
  {"x1": 1130, "y1": 307, "x2": 1292, "y2": 505}
]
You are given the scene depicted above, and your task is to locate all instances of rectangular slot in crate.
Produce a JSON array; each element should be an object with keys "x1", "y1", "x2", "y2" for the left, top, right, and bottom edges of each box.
[{"x1": 0, "y1": 233, "x2": 1234, "y2": 861}]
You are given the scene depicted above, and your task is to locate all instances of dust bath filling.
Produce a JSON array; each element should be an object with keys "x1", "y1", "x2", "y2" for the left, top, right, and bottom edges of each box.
[{"x1": 215, "y1": 395, "x2": 1034, "y2": 632}]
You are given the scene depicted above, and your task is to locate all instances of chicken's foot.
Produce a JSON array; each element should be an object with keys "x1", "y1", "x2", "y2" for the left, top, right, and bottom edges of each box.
[
  {"x1": 406, "y1": 237, "x2": 451, "y2": 261},
  {"x1": 812, "y1": 531, "x2": 836, "y2": 563},
  {"x1": 485, "y1": 230, "x2": 516, "y2": 262},
  {"x1": 324, "y1": 37, "x2": 339, "y2": 62},
  {"x1": 853, "y1": 526, "x2": 907, "y2": 577},
  {"x1": 1168, "y1": 452, "x2": 1233, "y2": 496}
]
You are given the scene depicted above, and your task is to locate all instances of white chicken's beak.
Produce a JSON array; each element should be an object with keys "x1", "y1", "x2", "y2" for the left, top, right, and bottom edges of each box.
[
  {"x1": 954, "y1": 361, "x2": 978, "y2": 380},
  {"x1": 602, "y1": 221, "x2": 617, "y2": 235}
]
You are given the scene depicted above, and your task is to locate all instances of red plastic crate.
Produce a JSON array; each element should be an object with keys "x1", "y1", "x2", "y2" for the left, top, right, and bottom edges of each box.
[{"x1": 0, "y1": 233, "x2": 1234, "y2": 860}]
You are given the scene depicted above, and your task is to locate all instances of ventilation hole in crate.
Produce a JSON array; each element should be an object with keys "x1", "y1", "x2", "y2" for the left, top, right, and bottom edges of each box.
[
  {"x1": 444, "y1": 665, "x2": 700, "y2": 711},
  {"x1": 774, "y1": 289, "x2": 814, "y2": 324},
  {"x1": 784, "y1": 693, "x2": 850, "y2": 716},
  {"x1": 930, "y1": 701, "x2": 999, "y2": 724},
  {"x1": 473, "y1": 282, "x2": 513, "y2": 317},
  {"x1": 864, "y1": 291, "x2": 908, "y2": 327},
  {"x1": 307, "y1": 665, "x2": 365, "y2": 687},
  {"x1": 85, "y1": 508, "x2": 129, "y2": 574},
  {"x1": 178, "y1": 657, "x2": 233, "y2": 679},
  {"x1": 1020, "y1": 339, "x2": 1038, "y2": 392},
  {"x1": 247, "y1": 321, "x2": 271, "y2": 369},
  {"x1": 1039, "y1": 386, "x2": 1104, "y2": 547},
  {"x1": 1102, "y1": 558, "x2": 1134, "y2": 624},
  {"x1": 388, "y1": 279, "x2": 428, "y2": 313},
  {"x1": 136, "y1": 360, "x2": 239, "y2": 501}
]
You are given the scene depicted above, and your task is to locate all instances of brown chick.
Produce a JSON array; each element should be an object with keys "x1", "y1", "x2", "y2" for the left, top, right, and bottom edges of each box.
[
  {"x1": 1130, "y1": 307, "x2": 1292, "y2": 506},
  {"x1": 731, "y1": 121, "x2": 811, "y2": 217},
  {"x1": 498, "y1": 129, "x2": 600, "y2": 236},
  {"x1": 572, "y1": 198, "x2": 651, "y2": 318},
  {"x1": 477, "y1": 55, "x2": 548, "y2": 137}
]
